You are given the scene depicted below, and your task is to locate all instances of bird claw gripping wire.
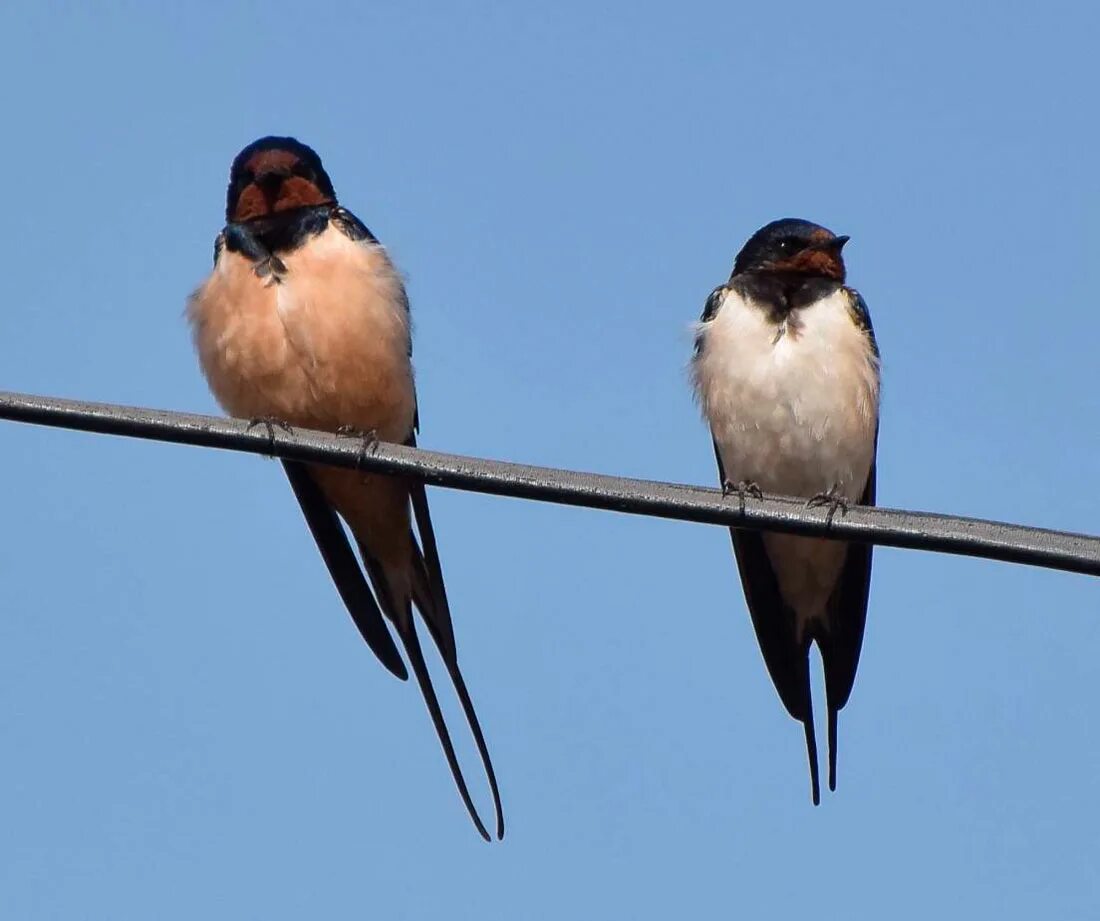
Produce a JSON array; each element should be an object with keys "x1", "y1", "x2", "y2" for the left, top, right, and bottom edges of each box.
[
  {"x1": 246, "y1": 416, "x2": 294, "y2": 456},
  {"x1": 2, "y1": 391, "x2": 1098, "y2": 578},
  {"x1": 805, "y1": 484, "x2": 849, "y2": 528},
  {"x1": 723, "y1": 479, "x2": 763, "y2": 516},
  {"x1": 337, "y1": 425, "x2": 380, "y2": 473}
]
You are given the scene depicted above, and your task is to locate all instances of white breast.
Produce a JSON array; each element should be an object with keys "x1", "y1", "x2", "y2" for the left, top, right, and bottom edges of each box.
[
  {"x1": 187, "y1": 226, "x2": 416, "y2": 441},
  {"x1": 692, "y1": 284, "x2": 880, "y2": 623},
  {"x1": 693, "y1": 285, "x2": 879, "y2": 500}
]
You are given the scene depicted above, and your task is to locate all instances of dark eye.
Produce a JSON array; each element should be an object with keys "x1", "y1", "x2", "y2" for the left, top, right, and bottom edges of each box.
[{"x1": 776, "y1": 237, "x2": 802, "y2": 254}]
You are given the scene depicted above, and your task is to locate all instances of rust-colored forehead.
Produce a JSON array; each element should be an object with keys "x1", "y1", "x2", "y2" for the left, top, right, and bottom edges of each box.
[
  {"x1": 808, "y1": 227, "x2": 835, "y2": 244},
  {"x1": 774, "y1": 246, "x2": 845, "y2": 281},
  {"x1": 244, "y1": 149, "x2": 301, "y2": 174}
]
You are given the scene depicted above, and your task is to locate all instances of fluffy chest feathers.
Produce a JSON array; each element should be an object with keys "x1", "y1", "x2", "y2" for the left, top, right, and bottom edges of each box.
[
  {"x1": 693, "y1": 284, "x2": 880, "y2": 500},
  {"x1": 694, "y1": 283, "x2": 880, "y2": 622},
  {"x1": 187, "y1": 225, "x2": 416, "y2": 440}
]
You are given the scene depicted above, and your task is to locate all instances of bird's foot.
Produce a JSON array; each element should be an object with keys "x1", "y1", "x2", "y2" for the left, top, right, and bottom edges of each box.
[
  {"x1": 337, "y1": 426, "x2": 380, "y2": 471},
  {"x1": 722, "y1": 479, "x2": 763, "y2": 515},
  {"x1": 246, "y1": 416, "x2": 293, "y2": 457},
  {"x1": 805, "y1": 483, "x2": 849, "y2": 527}
]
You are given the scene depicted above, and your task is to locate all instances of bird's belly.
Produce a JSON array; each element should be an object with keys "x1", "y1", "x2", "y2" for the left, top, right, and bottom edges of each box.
[
  {"x1": 188, "y1": 239, "x2": 416, "y2": 441},
  {"x1": 710, "y1": 369, "x2": 871, "y2": 499},
  {"x1": 695, "y1": 296, "x2": 878, "y2": 501}
]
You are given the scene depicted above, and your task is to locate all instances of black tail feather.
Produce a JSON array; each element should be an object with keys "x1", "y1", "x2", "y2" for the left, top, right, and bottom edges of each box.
[
  {"x1": 828, "y1": 706, "x2": 838, "y2": 793},
  {"x1": 803, "y1": 717, "x2": 821, "y2": 806},
  {"x1": 361, "y1": 546, "x2": 502, "y2": 841},
  {"x1": 396, "y1": 619, "x2": 493, "y2": 842},
  {"x1": 438, "y1": 654, "x2": 505, "y2": 840},
  {"x1": 406, "y1": 466, "x2": 503, "y2": 839},
  {"x1": 408, "y1": 554, "x2": 504, "y2": 839},
  {"x1": 285, "y1": 456, "x2": 499, "y2": 841},
  {"x1": 282, "y1": 461, "x2": 407, "y2": 680}
]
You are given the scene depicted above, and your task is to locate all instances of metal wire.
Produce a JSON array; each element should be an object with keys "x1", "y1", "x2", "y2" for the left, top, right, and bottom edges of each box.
[{"x1": 0, "y1": 389, "x2": 1097, "y2": 578}]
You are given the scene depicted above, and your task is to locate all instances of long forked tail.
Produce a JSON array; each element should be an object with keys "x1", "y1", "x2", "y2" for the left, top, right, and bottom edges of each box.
[
  {"x1": 408, "y1": 476, "x2": 504, "y2": 839},
  {"x1": 410, "y1": 572, "x2": 504, "y2": 839},
  {"x1": 394, "y1": 615, "x2": 497, "y2": 841},
  {"x1": 364, "y1": 551, "x2": 504, "y2": 842},
  {"x1": 806, "y1": 639, "x2": 854, "y2": 802},
  {"x1": 283, "y1": 459, "x2": 501, "y2": 840}
]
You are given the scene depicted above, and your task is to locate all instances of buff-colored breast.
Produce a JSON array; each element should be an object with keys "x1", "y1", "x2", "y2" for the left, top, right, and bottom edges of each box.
[
  {"x1": 187, "y1": 226, "x2": 416, "y2": 441},
  {"x1": 187, "y1": 225, "x2": 418, "y2": 575}
]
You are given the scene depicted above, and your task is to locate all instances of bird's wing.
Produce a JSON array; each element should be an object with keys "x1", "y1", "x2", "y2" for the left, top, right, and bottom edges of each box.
[
  {"x1": 714, "y1": 444, "x2": 822, "y2": 804},
  {"x1": 282, "y1": 459, "x2": 407, "y2": 679},
  {"x1": 819, "y1": 450, "x2": 876, "y2": 793}
]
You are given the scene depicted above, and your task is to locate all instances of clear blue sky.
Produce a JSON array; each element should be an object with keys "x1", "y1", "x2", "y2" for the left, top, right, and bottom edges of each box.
[{"x1": 1, "y1": 1, "x2": 1098, "y2": 917}]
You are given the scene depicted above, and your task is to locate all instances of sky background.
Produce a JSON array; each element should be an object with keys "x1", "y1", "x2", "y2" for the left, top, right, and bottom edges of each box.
[{"x1": 1, "y1": 1, "x2": 1098, "y2": 918}]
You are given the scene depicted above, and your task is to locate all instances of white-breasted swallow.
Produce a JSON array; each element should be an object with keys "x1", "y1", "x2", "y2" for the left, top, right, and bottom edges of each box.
[
  {"x1": 187, "y1": 136, "x2": 503, "y2": 839},
  {"x1": 692, "y1": 218, "x2": 881, "y2": 804}
]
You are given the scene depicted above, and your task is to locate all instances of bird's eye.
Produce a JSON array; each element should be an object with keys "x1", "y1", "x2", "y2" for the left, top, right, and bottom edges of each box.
[{"x1": 777, "y1": 237, "x2": 802, "y2": 254}]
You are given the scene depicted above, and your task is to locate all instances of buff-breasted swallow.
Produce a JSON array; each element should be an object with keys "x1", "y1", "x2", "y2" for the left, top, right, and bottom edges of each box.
[
  {"x1": 691, "y1": 218, "x2": 881, "y2": 804},
  {"x1": 187, "y1": 136, "x2": 503, "y2": 840}
]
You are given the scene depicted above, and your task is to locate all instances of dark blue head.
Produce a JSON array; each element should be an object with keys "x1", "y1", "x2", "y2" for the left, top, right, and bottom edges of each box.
[
  {"x1": 226, "y1": 136, "x2": 337, "y2": 223},
  {"x1": 732, "y1": 218, "x2": 850, "y2": 281}
]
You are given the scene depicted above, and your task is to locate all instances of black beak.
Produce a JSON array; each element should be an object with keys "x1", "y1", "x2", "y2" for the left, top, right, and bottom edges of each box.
[
  {"x1": 255, "y1": 170, "x2": 287, "y2": 195},
  {"x1": 809, "y1": 234, "x2": 849, "y2": 253}
]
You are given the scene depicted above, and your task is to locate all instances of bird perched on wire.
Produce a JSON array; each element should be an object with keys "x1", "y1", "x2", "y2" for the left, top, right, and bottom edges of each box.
[
  {"x1": 187, "y1": 135, "x2": 503, "y2": 840},
  {"x1": 691, "y1": 218, "x2": 881, "y2": 804}
]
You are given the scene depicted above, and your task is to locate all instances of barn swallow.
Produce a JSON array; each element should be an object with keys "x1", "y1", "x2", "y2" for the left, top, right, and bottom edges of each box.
[
  {"x1": 691, "y1": 218, "x2": 880, "y2": 804},
  {"x1": 187, "y1": 136, "x2": 503, "y2": 839}
]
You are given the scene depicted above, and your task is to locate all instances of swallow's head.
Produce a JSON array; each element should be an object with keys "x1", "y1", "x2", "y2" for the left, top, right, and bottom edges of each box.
[
  {"x1": 732, "y1": 218, "x2": 849, "y2": 281},
  {"x1": 226, "y1": 136, "x2": 337, "y2": 223}
]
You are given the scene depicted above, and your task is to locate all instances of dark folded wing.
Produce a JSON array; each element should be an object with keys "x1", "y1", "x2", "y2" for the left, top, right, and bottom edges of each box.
[
  {"x1": 714, "y1": 445, "x2": 810, "y2": 720},
  {"x1": 820, "y1": 455, "x2": 876, "y2": 715},
  {"x1": 282, "y1": 459, "x2": 407, "y2": 680},
  {"x1": 714, "y1": 445, "x2": 821, "y2": 802}
]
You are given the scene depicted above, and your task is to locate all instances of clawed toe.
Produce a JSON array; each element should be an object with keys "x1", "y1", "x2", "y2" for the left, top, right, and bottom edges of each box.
[
  {"x1": 246, "y1": 417, "x2": 293, "y2": 456},
  {"x1": 722, "y1": 479, "x2": 763, "y2": 515},
  {"x1": 805, "y1": 485, "x2": 849, "y2": 527},
  {"x1": 336, "y1": 426, "x2": 380, "y2": 471},
  {"x1": 336, "y1": 425, "x2": 378, "y2": 441}
]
